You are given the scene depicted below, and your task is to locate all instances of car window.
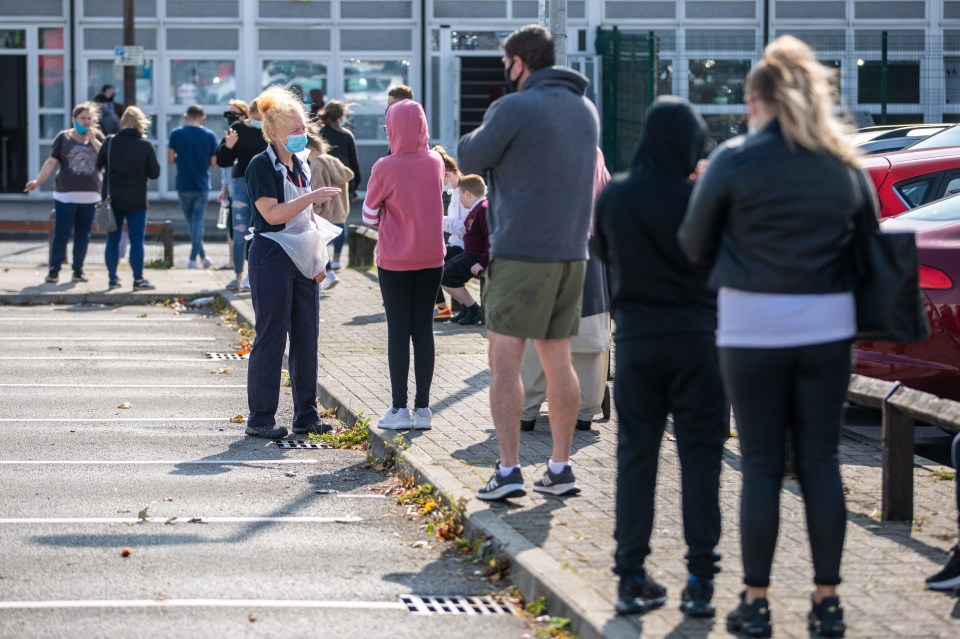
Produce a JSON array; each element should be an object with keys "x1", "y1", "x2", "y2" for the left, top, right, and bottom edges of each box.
[
  {"x1": 944, "y1": 175, "x2": 960, "y2": 197},
  {"x1": 895, "y1": 176, "x2": 938, "y2": 208},
  {"x1": 897, "y1": 192, "x2": 960, "y2": 221},
  {"x1": 907, "y1": 124, "x2": 960, "y2": 150}
]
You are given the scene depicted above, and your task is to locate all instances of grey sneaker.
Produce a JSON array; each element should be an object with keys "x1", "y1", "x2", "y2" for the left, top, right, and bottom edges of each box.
[
  {"x1": 477, "y1": 463, "x2": 526, "y2": 501},
  {"x1": 292, "y1": 422, "x2": 335, "y2": 435},
  {"x1": 225, "y1": 279, "x2": 241, "y2": 292},
  {"x1": 44, "y1": 271, "x2": 58, "y2": 284},
  {"x1": 245, "y1": 424, "x2": 288, "y2": 439},
  {"x1": 532, "y1": 464, "x2": 581, "y2": 496},
  {"x1": 133, "y1": 279, "x2": 155, "y2": 291}
]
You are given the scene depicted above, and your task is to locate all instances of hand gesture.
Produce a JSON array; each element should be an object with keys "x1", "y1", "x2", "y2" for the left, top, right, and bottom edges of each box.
[
  {"x1": 24, "y1": 180, "x2": 40, "y2": 193},
  {"x1": 313, "y1": 270, "x2": 328, "y2": 284},
  {"x1": 470, "y1": 263, "x2": 484, "y2": 276},
  {"x1": 308, "y1": 186, "x2": 341, "y2": 205},
  {"x1": 224, "y1": 128, "x2": 239, "y2": 149}
]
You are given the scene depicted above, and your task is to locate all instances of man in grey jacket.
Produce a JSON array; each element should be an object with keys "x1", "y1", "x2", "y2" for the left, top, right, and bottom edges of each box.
[{"x1": 458, "y1": 24, "x2": 600, "y2": 501}]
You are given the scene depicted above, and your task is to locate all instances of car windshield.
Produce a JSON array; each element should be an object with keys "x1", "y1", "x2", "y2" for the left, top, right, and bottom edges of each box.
[
  {"x1": 895, "y1": 192, "x2": 960, "y2": 221},
  {"x1": 906, "y1": 124, "x2": 960, "y2": 150}
]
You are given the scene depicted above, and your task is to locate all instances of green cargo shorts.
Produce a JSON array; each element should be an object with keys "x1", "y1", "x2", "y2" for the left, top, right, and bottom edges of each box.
[{"x1": 481, "y1": 257, "x2": 586, "y2": 339}]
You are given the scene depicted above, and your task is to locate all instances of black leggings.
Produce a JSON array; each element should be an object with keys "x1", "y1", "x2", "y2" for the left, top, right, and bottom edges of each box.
[
  {"x1": 378, "y1": 266, "x2": 443, "y2": 409},
  {"x1": 720, "y1": 339, "x2": 852, "y2": 588}
]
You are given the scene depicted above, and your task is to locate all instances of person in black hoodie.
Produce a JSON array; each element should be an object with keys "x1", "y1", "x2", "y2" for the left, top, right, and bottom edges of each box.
[
  {"x1": 96, "y1": 106, "x2": 161, "y2": 290},
  {"x1": 593, "y1": 96, "x2": 726, "y2": 619}
]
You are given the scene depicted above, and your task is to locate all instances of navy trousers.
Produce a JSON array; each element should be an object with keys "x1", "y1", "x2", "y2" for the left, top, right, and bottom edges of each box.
[{"x1": 247, "y1": 237, "x2": 320, "y2": 430}]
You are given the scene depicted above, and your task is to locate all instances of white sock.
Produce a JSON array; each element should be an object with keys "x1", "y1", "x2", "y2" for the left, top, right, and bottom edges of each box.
[
  {"x1": 498, "y1": 463, "x2": 519, "y2": 477},
  {"x1": 548, "y1": 459, "x2": 569, "y2": 475}
]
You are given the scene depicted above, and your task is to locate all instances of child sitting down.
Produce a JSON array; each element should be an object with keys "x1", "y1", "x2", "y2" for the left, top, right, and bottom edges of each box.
[{"x1": 440, "y1": 174, "x2": 488, "y2": 326}]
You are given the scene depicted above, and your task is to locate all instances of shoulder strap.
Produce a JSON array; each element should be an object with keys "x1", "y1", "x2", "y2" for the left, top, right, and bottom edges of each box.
[{"x1": 105, "y1": 136, "x2": 113, "y2": 199}]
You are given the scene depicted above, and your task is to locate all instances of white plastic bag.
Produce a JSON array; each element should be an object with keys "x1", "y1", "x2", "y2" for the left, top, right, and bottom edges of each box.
[{"x1": 264, "y1": 215, "x2": 341, "y2": 279}]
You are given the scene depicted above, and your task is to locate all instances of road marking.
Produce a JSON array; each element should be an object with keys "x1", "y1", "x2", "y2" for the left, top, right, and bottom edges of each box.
[
  {"x1": 0, "y1": 516, "x2": 362, "y2": 524},
  {"x1": 0, "y1": 357, "x2": 231, "y2": 362},
  {"x1": 0, "y1": 460, "x2": 320, "y2": 465},
  {"x1": 0, "y1": 599, "x2": 404, "y2": 611},
  {"x1": 0, "y1": 418, "x2": 232, "y2": 423},
  {"x1": 0, "y1": 384, "x2": 246, "y2": 388},
  {"x1": 0, "y1": 318, "x2": 195, "y2": 322},
  {"x1": 0, "y1": 337, "x2": 215, "y2": 342}
]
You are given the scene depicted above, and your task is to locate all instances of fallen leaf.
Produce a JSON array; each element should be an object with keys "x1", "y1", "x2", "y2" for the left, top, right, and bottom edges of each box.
[
  {"x1": 248, "y1": 614, "x2": 258, "y2": 623},
  {"x1": 120, "y1": 547, "x2": 132, "y2": 558},
  {"x1": 137, "y1": 313, "x2": 148, "y2": 319},
  {"x1": 164, "y1": 517, "x2": 177, "y2": 525},
  {"x1": 118, "y1": 402, "x2": 132, "y2": 409},
  {"x1": 187, "y1": 517, "x2": 203, "y2": 524},
  {"x1": 210, "y1": 368, "x2": 231, "y2": 375},
  {"x1": 235, "y1": 346, "x2": 252, "y2": 356},
  {"x1": 229, "y1": 415, "x2": 244, "y2": 424},
  {"x1": 410, "y1": 540, "x2": 429, "y2": 549},
  {"x1": 137, "y1": 508, "x2": 149, "y2": 521},
  {"x1": 163, "y1": 496, "x2": 174, "y2": 502}
]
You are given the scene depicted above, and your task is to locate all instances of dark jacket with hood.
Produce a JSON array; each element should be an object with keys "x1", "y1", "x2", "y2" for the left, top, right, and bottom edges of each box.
[
  {"x1": 457, "y1": 66, "x2": 599, "y2": 262},
  {"x1": 318, "y1": 124, "x2": 361, "y2": 197},
  {"x1": 96, "y1": 128, "x2": 161, "y2": 212},
  {"x1": 593, "y1": 97, "x2": 715, "y2": 339}
]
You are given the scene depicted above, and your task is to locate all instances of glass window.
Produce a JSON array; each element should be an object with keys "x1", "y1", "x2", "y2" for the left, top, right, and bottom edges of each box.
[
  {"x1": 170, "y1": 60, "x2": 236, "y2": 106},
  {"x1": 897, "y1": 193, "x2": 960, "y2": 222},
  {"x1": 857, "y1": 61, "x2": 920, "y2": 104},
  {"x1": 40, "y1": 114, "x2": 66, "y2": 139},
  {"x1": 702, "y1": 114, "x2": 747, "y2": 143},
  {"x1": 945, "y1": 176, "x2": 960, "y2": 198},
  {"x1": 0, "y1": 29, "x2": 25, "y2": 49},
  {"x1": 39, "y1": 55, "x2": 65, "y2": 108},
  {"x1": 349, "y1": 114, "x2": 388, "y2": 141},
  {"x1": 947, "y1": 58, "x2": 960, "y2": 106},
  {"x1": 343, "y1": 59, "x2": 410, "y2": 107},
  {"x1": 658, "y1": 59, "x2": 673, "y2": 96},
  {"x1": 40, "y1": 28, "x2": 63, "y2": 49},
  {"x1": 262, "y1": 60, "x2": 328, "y2": 104},
  {"x1": 688, "y1": 59, "x2": 751, "y2": 105},
  {"x1": 895, "y1": 176, "x2": 937, "y2": 208},
  {"x1": 451, "y1": 31, "x2": 511, "y2": 51},
  {"x1": 88, "y1": 59, "x2": 155, "y2": 106}
]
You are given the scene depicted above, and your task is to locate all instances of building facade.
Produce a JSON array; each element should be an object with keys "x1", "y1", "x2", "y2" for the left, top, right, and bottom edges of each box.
[{"x1": 0, "y1": 0, "x2": 958, "y2": 199}]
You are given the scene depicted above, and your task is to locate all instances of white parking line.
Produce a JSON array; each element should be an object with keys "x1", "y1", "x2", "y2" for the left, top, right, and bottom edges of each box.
[
  {"x1": 0, "y1": 357, "x2": 230, "y2": 362},
  {"x1": 0, "y1": 318, "x2": 195, "y2": 322},
  {"x1": 0, "y1": 384, "x2": 246, "y2": 388},
  {"x1": 0, "y1": 337, "x2": 216, "y2": 342},
  {"x1": 0, "y1": 418, "x2": 232, "y2": 422},
  {"x1": 0, "y1": 599, "x2": 404, "y2": 611},
  {"x1": 0, "y1": 460, "x2": 320, "y2": 465},
  {"x1": 0, "y1": 516, "x2": 362, "y2": 524}
]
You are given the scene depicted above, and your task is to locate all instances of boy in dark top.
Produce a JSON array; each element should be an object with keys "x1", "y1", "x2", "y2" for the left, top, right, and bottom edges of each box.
[
  {"x1": 440, "y1": 174, "x2": 488, "y2": 326},
  {"x1": 167, "y1": 104, "x2": 218, "y2": 269}
]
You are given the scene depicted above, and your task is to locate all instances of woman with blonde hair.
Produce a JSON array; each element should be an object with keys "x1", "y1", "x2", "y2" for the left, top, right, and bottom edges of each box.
[
  {"x1": 95, "y1": 106, "x2": 160, "y2": 290},
  {"x1": 25, "y1": 102, "x2": 103, "y2": 284},
  {"x1": 680, "y1": 36, "x2": 861, "y2": 638},
  {"x1": 243, "y1": 86, "x2": 341, "y2": 440}
]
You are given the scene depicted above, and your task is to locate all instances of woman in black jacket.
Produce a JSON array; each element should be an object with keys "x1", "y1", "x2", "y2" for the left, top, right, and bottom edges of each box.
[
  {"x1": 97, "y1": 106, "x2": 161, "y2": 290},
  {"x1": 318, "y1": 100, "x2": 361, "y2": 269},
  {"x1": 680, "y1": 36, "x2": 863, "y2": 639}
]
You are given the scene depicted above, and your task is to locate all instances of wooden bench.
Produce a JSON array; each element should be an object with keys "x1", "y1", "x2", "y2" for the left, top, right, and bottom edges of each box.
[{"x1": 0, "y1": 217, "x2": 175, "y2": 266}]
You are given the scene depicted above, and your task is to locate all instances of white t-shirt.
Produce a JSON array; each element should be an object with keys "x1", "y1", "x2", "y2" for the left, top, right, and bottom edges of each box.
[
  {"x1": 442, "y1": 187, "x2": 471, "y2": 248},
  {"x1": 717, "y1": 287, "x2": 856, "y2": 348},
  {"x1": 53, "y1": 191, "x2": 102, "y2": 204}
]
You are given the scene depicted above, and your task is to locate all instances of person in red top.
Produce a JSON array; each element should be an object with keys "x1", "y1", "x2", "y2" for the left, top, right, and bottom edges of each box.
[
  {"x1": 440, "y1": 174, "x2": 488, "y2": 326},
  {"x1": 362, "y1": 99, "x2": 445, "y2": 431}
]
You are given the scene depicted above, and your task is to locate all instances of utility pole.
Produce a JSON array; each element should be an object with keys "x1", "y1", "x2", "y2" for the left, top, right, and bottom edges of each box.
[
  {"x1": 538, "y1": 0, "x2": 568, "y2": 66},
  {"x1": 123, "y1": 0, "x2": 136, "y2": 106}
]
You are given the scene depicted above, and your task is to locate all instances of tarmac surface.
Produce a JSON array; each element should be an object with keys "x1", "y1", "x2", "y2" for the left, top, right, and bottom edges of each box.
[{"x1": 1, "y1": 236, "x2": 959, "y2": 638}]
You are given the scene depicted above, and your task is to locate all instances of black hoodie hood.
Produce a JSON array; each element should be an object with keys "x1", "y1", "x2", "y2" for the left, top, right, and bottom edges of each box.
[{"x1": 634, "y1": 96, "x2": 714, "y2": 177}]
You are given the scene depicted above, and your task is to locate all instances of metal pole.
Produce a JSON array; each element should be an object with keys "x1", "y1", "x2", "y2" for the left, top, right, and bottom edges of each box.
[
  {"x1": 881, "y1": 31, "x2": 888, "y2": 125},
  {"x1": 648, "y1": 31, "x2": 655, "y2": 105},
  {"x1": 550, "y1": 0, "x2": 567, "y2": 67},
  {"x1": 762, "y1": 0, "x2": 770, "y2": 47},
  {"x1": 538, "y1": 0, "x2": 546, "y2": 26},
  {"x1": 123, "y1": 0, "x2": 136, "y2": 107}
]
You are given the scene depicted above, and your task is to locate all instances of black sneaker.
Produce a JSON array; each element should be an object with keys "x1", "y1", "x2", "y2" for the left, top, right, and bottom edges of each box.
[
  {"x1": 292, "y1": 422, "x2": 335, "y2": 435},
  {"x1": 926, "y1": 544, "x2": 960, "y2": 591},
  {"x1": 726, "y1": 591, "x2": 772, "y2": 638},
  {"x1": 615, "y1": 574, "x2": 668, "y2": 615},
  {"x1": 71, "y1": 272, "x2": 88, "y2": 283},
  {"x1": 532, "y1": 464, "x2": 581, "y2": 496},
  {"x1": 457, "y1": 304, "x2": 482, "y2": 325},
  {"x1": 680, "y1": 575, "x2": 715, "y2": 618},
  {"x1": 520, "y1": 419, "x2": 536, "y2": 432},
  {"x1": 476, "y1": 462, "x2": 526, "y2": 501},
  {"x1": 576, "y1": 419, "x2": 592, "y2": 431},
  {"x1": 808, "y1": 595, "x2": 845, "y2": 637},
  {"x1": 108, "y1": 279, "x2": 122, "y2": 290},
  {"x1": 44, "y1": 271, "x2": 58, "y2": 284},
  {"x1": 133, "y1": 279, "x2": 155, "y2": 291},
  {"x1": 449, "y1": 307, "x2": 469, "y2": 323},
  {"x1": 245, "y1": 424, "x2": 288, "y2": 439}
]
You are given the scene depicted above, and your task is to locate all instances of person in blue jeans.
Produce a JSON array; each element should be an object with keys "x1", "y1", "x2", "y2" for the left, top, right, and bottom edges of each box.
[
  {"x1": 25, "y1": 102, "x2": 103, "y2": 284},
  {"x1": 926, "y1": 433, "x2": 960, "y2": 591},
  {"x1": 97, "y1": 106, "x2": 161, "y2": 290},
  {"x1": 168, "y1": 104, "x2": 218, "y2": 269}
]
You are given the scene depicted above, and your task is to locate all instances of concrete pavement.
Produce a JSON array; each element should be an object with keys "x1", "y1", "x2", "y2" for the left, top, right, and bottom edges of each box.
[{"x1": 2, "y1": 239, "x2": 959, "y2": 638}]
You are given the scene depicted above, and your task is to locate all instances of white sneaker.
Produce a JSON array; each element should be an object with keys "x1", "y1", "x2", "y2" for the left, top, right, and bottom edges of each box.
[
  {"x1": 330, "y1": 260, "x2": 342, "y2": 271},
  {"x1": 187, "y1": 261, "x2": 199, "y2": 270},
  {"x1": 377, "y1": 407, "x2": 411, "y2": 430},
  {"x1": 321, "y1": 270, "x2": 338, "y2": 291},
  {"x1": 412, "y1": 407, "x2": 432, "y2": 430},
  {"x1": 201, "y1": 257, "x2": 213, "y2": 269}
]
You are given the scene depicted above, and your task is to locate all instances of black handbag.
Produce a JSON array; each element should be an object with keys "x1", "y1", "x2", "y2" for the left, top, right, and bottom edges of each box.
[
  {"x1": 94, "y1": 136, "x2": 117, "y2": 234},
  {"x1": 850, "y1": 168, "x2": 930, "y2": 342}
]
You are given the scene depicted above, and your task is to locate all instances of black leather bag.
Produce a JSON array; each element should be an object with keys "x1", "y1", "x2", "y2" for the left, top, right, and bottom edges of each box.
[
  {"x1": 94, "y1": 136, "x2": 117, "y2": 234},
  {"x1": 850, "y1": 169, "x2": 930, "y2": 342}
]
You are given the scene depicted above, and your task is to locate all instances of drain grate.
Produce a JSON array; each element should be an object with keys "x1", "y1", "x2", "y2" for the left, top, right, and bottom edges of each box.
[
  {"x1": 276, "y1": 439, "x2": 331, "y2": 449},
  {"x1": 206, "y1": 352, "x2": 246, "y2": 360},
  {"x1": 400, "y1": 595, "x2": 515, "y2": 616}
]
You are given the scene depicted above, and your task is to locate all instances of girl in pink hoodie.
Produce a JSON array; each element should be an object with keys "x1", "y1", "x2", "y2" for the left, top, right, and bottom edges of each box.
[{"x1": 362, "y1": 99, "x2": 445, "y2": 430}]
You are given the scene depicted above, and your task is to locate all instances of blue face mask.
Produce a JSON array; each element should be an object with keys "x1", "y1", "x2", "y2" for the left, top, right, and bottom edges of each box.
[
  {"x1": 284, "y1": 133, "x2": 308, "y2": 154},
  {"x1": 249, "y1": 119, "x2": 262, "y2": 129},
  {"x1": 74, "y1": 120, "x2": 89, "y2": 135}
]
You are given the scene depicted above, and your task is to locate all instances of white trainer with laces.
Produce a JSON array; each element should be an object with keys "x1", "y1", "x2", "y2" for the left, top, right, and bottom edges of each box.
[
  {"x1": 377, "y1": 407, "x2": 412, "y2": 430},
  {"x1": 412, "y1": 407, "x2": 432, "y2": 430}
]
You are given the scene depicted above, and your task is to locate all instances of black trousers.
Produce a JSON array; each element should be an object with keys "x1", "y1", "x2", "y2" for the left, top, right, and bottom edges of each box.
[
  {"x1": 436, "y1": 245, "x2": 464, "y2": 305},
  {"x1": 613, "y1": 332, "x2": 727, "y2": 580},
  {"x1": 246, "y1": 237, "x2": 320, "y2": 430},
  {"x1": 378, "y1": 266, "x2": 443, "y2": 409},
  {"x1": 720, "y1": 340, "x2": 852, "y2": 588}
]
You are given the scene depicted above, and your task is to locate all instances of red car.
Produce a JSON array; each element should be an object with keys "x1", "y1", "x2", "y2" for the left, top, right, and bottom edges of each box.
[
  {"x1": 854, "y1": 194, "x2": 960, "y2": 400},
  {"x1": 861, "y1": 146, "x2": 960, "y2": 218}
]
